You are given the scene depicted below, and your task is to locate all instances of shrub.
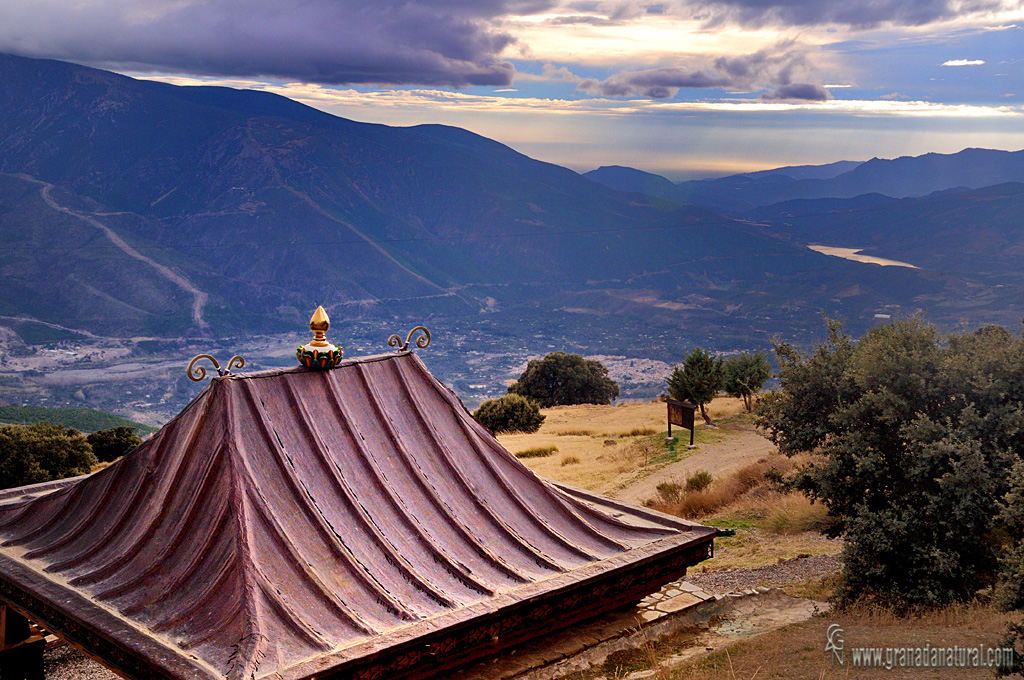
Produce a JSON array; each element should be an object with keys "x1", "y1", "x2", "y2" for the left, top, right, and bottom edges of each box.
[
  {"x1": 757, "y1": 317, "x2": 1024, "y2": 610},
  {"x1": 685, "y1": 469, "x2": 714, "y2": 493},
  {"x1": 666, "y1": 348, "x2": 723, "y2": 425},
  {"x1": 996, "y1": 461, "x2": 1024, "y2": 611},
  {"x1": 764, "y1": 495, "x2": 830, "y2": 535},
  {"x1": 508, "y1": 352, "x2": 619, "y2": 407},
  {"x1": 0, "y1": 422, "x2": 98, "y2": 490},
  {"x1": 473, "y1": 394, "x2": 544, "y2": 434},
  {"x1": 87, "y1": 426, "x2": 142, "y2": 463},
  {"x1": 514, "y1": 446, "x2": 557, "y2": 459},
  {"x1": 655, "y1": 481, "x2": 684, "y2": 504},
  {"x1": 560, "y1": 455, "x2": 581, "y2": 466},
  {"x1": 650, "y1": 459, "x2": 777, "y2": 518}
]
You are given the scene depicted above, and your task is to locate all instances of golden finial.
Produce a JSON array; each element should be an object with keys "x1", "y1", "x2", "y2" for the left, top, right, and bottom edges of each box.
[
  {"x1": 387, "y1": 326, "x2": 431, "y2": 352},
  {"x1": 309, "y1": 305, "x2": 331, "y2": 348},
  {"x1": 297, "y1": 305, "x2": 343, "y2": 369},
  {"x1": 186, "y1": 354, "x2": 246, "y2": 381}
]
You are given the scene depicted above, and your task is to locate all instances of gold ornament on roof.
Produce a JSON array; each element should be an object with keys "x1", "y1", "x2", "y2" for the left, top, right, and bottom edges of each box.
[
  {"x1": 186, "y1": 354, "x2": 246, "y2": 381},
  {"x1": 308, "y1": 306, "x2": 331, "y2": 347},
  {"x1": 387, "y1": 326, "x2": 431, "y2": 352},
  {"x1": 297, "y1": 306, "x2": 343, "y2": 369}
]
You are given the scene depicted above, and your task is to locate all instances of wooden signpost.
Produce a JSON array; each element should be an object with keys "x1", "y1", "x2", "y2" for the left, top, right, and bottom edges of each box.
[{"x1": 666, "y1": 398, "x2": 697, "y2": 447}]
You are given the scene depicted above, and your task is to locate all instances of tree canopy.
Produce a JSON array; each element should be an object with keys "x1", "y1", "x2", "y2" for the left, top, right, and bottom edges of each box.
[
  {"x1": 0, "y1": 422, "x2": 97, "y2": 490},
  {"x1": 87, "y1": 426, "x2": 143, "y2": 463},
  {"x1": 508, "y1": 352, "x2": 618, "y2": 408},
  {"x1": 722, "y1": 351, "x2": 772, "y2": 412},
  {"x1": 757, "y1": 317, "x2": 1024, "y2": 610},
  {"x1": 666, "y1": 347, "x2": 723, "y2": 424},
  {"x1": 473, "y1": 394, "x2": 545, "y2": 434}
]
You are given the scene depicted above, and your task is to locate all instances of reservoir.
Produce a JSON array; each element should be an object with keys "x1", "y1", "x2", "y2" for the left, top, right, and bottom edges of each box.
[{"x1": 808, "y1": 245, "x2": 918, "y2": 269}]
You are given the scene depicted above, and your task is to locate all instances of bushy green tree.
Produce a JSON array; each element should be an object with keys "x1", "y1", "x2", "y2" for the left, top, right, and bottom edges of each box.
[
  {"x1": 998, "y1": 465, "x2": 1024, "y2": 679},
  {"x1": 508, "y1": 352, "x2": 618, "y2": 408},
  {"x1": 666, "y1": 347, "x2": 723, "y2": 425},
  {"x1": 757, "y1": 317, "x2": 1024, "y2": 610},
  {"x1": 722, "y1": 351, "x2": 772, "y2": 412},
  {"x1": 0, "y1": 422, "x2": 97, "y2": 490},
  {"x1": 473, "y1": 394, "x2": 545, "y2": 434},
  {"x1": 87, "y1": 426, "x2": 142, "y2": 463},
  {"x1": 997, "y1": 461, "x2": 1024, "y2": 611}
]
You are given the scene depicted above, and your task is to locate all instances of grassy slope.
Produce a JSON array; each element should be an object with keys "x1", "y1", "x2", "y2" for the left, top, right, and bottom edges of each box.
[
  {"x1": 498, "y1": 397, "x2": 742, "y2": 494},
  {"x1": 0, "y1": 405, "x2": 155, "y2": 434}
]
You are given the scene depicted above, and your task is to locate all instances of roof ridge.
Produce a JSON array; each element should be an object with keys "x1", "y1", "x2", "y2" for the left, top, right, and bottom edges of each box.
[{"x1": 218, "y1": 350, "x2": 411, "y2": 381}]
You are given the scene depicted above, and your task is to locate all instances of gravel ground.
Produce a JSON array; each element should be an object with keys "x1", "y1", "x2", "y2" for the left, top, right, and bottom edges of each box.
[
  {"x1": 44, "y1": 644, "x2": 119, "y2": 680},
  {"x1": 686, "y1": 554, "x2": 841, "y2": 593}
]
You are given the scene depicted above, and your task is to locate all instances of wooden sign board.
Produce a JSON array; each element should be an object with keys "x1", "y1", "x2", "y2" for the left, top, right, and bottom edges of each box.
[
  {"x1": 666, "y1": 399, "x2": 696, "y2": 446},
  {"x1": 667, "y1": 399, "x2": 695, "y2": 430}
]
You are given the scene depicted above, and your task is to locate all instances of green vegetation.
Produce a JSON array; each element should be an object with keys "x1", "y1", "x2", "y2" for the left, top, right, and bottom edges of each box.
[
  {"x1": 758, "y1": 317, "x2": 1024, "y2": 612},
  {"x1": 472, "y1": 394, "x2": 545, "y2": 434},
  {"x1": 0, "y1": 405, "x2": 154, "y2": 434},
  {"x1": 514, "y1": 445, "x2": 558, "y2": 459},
  {"x1": 0, "y1": 422, "x2": 97, "y2": 490},
  {"x1": 666, "y1": 347, "x2": 723, "y2": 425},
  {"x1": 0, "y1": 421, "x2": 151, "y2": 489},
  {"x1": 87, "y1": 426, "x2": 143, "y2": 463},
  {"x1": 508, "y1": 352, "x2": 619, "y2": 407},
  {"x1": 655, "y1": 480, "x2": 684, "y2": 504},
  {"x1": 650, "y1": 459, "x2": 776, "y2": 518},
  {"x1": 684, "y1": 469, "x2": 714, "y2": 493},
  {"x1": 722, "y1": 350, "x2": 773, "y2": 412}
]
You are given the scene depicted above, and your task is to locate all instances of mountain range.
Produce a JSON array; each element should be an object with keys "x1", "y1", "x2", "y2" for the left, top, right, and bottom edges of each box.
[
  {"x1": 586, "y1": 148, "x2": 1024, "y2": 211},
  {"x1": 0, "y1": 51, "x2": 1021, "y2": 350}
]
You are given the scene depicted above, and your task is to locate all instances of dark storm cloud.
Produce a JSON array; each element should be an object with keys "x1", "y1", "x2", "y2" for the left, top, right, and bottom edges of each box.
[
  {"x1": 578, "y1": 69, "x2": 731, "y2": 97},
  {"x1": 688, "y1": 0, "x2": 1012, "y2": 28},
  {"x1": 0, "y1": 0, "x2": 558, "y2": 86},
  {"x1": 577, "y1": 43, "x2": 828, "y2": 100},
  {"x1": 762, "y1": 83, "x2": 829, "y2": 100}
]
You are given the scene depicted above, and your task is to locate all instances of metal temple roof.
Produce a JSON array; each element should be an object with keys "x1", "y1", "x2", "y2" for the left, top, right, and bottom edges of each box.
[{"x1": 0, "y1": 352, "x2": 714, "y2": 680}]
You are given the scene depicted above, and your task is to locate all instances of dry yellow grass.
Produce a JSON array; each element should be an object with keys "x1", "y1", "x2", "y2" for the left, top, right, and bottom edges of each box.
[
  {"x1": 639, "y1": 452, "x2": 842, "y2": 572},
  {"x1": 499, "y1": 396, "x2": 746, "y2": 493},
  {"x1": 647, "y1": 458, "x2": 787, "y2": 519}
]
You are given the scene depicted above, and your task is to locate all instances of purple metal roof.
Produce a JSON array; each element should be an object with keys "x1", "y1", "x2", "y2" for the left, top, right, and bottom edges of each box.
[{"x1": 0, "y1": 352, "x2": 713, "y2": 680}]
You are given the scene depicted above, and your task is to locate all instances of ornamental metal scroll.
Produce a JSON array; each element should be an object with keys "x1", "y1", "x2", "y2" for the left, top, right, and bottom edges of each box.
[
  {"x1": 387, "y1": 326, "x2": 431, "y2": 352},
  {"x1": 186, "y1": 354, "x2": 246, "y2": 381}
]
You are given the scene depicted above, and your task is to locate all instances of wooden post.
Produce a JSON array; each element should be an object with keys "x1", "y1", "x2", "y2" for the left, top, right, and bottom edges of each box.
[{"x1": 0, "y1": 605, "x2": 46, "y2": 680}]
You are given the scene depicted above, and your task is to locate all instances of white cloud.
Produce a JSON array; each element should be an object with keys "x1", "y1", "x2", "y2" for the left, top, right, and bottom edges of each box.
[{"x1": 942, "y1": 59, "x2": 986, "y2": 65}]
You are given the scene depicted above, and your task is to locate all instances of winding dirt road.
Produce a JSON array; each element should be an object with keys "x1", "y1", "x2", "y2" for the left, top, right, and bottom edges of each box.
[
  {"x1": 24, "y1": 176, "x2": 209, "y2": 328},
  {"x1": 611, "y1": 423, "x2": 777, "y2": 504}
]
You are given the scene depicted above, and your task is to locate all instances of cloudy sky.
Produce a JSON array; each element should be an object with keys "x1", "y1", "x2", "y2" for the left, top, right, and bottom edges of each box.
[{"x1": 2, "y1": 0, "x2": 1022, "y2": 177}]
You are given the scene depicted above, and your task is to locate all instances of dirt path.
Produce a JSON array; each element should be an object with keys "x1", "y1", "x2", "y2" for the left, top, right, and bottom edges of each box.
[
  {"x1": 26, "y1": 177, "x2": 209, "y2": 328},
  {"x1": 611, "y1": 423, "x2": 777, "y2": 505},
  {"x1": 0, "y1": 315, "x2": 102, "y2": 339}
]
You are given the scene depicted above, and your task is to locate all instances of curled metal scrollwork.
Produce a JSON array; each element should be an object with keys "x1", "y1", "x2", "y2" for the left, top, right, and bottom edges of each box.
[
  {"x1": 387, "y1": 326, "x2": 431, "y2": 352},
  {"x1": 186, "y1": 354, "x2": 247, "y2": 381}
]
